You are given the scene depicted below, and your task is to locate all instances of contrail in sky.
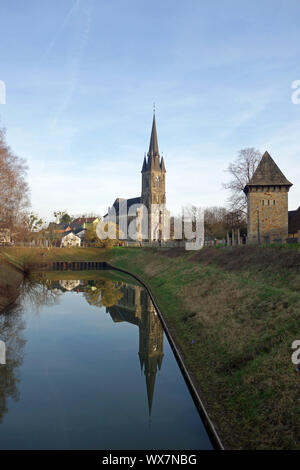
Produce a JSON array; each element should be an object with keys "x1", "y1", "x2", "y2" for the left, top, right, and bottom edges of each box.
[
  {"x1": 41, "y1": 0, "x2": 81, "y2": 61},
  {"x1": 51, "y1": 0, "x2": 94, "y2": 128}
]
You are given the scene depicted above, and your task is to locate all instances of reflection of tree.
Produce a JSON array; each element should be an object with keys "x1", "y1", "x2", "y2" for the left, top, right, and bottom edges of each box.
[
  {"x1": 0, "y1": 304, "x2": 26, "y2": 423},
  {"x1": 84, "y1": 280, "x2": 123, "y2": 308},
  {"x1": 21, "y1": 276, "x2": 62, "y2": 314}
]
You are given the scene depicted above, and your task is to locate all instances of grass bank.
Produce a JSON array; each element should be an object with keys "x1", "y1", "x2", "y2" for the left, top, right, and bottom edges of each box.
[
  {"x1": 1, "y1": 244, "x2": 300, "y2": 449},
  {"x1": 0, "y1": 253, "x2": 24, "y2": 312},
  {"x1": 105, "y1": 245, "x2": 300, "y2": 450}
]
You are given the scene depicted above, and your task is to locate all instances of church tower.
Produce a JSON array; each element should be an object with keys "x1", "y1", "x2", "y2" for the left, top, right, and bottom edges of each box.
[
  {"x1": 244, "y1": 151, "x2": 292, "y2": 243},
  {"x1": 141, "y1": 113, "x2": 167, "y2": 241}
]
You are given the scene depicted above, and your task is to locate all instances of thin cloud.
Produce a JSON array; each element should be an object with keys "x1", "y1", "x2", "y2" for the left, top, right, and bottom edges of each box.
[
  {"x1": 51, "y1": 0, "x2": 94, "y2": 129},
  {"x1": 41, "y1": 0, "x2": 81, "y2": 61}
]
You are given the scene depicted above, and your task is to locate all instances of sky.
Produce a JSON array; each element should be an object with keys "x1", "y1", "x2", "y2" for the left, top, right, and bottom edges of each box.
[{"x1": 0, "y1": 0, "x2": 300, "y2": 221}]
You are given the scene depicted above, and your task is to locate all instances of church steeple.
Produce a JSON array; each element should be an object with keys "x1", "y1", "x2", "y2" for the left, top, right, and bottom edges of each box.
[
  {"x1": 141, "y1": 111, "x2": 167, "y2": 241},
  {"x1": 148, "y1": 113, "x2": 159, "y2": 157}
]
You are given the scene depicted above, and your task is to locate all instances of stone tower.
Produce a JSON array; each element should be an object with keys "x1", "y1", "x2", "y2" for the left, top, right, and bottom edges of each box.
[
  {"x1": 141, "y1": 114, "x2": 168, "y2": 241},
  {"x1": 243, "y1": 151, "x2": 292, "y2": 244}
]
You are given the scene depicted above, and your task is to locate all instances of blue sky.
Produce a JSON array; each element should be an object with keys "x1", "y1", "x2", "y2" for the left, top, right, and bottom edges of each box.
[{"x1": 0, "y1": 0, "x2": 300, "y2": 220}]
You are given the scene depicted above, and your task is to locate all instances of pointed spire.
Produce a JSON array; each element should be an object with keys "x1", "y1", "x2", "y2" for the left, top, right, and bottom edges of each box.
[
  {"x1": 157, "y1": 354, "x2": 164, "y2": 370},
  {"x1": 148, "y1": 114, "x2": 159, "y2": 157},
  {"x1": 138, "y1": 352, "x2": 144, "y2": 371},
  {"x1": 146, "y1": 370, "x2": 156, "y2": 417},
  {"x1": 160, "y1": 156, "x2": 166, "y2": 173},
  {"x1": 142, "y1": 155, "x2": 147, "y2": 172},
  {"x1": 247, "y1": 151, "x2": 292, "y2": 187}
]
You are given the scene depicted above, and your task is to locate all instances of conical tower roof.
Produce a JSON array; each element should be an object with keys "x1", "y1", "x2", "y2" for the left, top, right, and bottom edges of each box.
[
  {"x1": 247, "y1": 151, "x2": 292, "y2": 187},
  {"x1": 141, "y1": 156, "x2": 147, "y2": 172},
  {"x1": 148, "y1": 114, "x2": 159, "y2": 157}
]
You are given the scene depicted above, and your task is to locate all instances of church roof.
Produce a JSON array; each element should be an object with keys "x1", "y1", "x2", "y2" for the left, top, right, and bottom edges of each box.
[
  {"x1": 246, "y1": 151, "x2": 292, "y2": 187},
  {"x1": 111, "y1": 197, "x2": 142, "y2": 216}
]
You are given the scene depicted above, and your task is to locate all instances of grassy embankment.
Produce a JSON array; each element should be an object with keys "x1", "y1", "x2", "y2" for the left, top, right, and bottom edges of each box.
[
  {"x1": 0, "y1": 252, "x2": 24, "y2": 311},
  {"x1": 1, "y1": 244, "x2": 300, "y2": 449}
]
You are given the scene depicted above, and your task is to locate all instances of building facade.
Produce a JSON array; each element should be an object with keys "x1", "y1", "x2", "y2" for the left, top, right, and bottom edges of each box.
[
  {"x1": 244, "y1": 151, "x2": 293, "y2": 243},
  {"x1": 288, "y1": 206, "x2": 300, "y2": 240}
]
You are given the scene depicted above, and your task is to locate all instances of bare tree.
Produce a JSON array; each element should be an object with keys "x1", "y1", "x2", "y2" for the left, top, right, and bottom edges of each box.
[
  {"x1": 0, "y1": 127, "x2": 30, "y2": 233},
  {"x1": 224, "y1": 148, "x2": 262, "y2": 214},
  {"x1": 204, "y1": 206, "x2": 246, "y2": 238}
]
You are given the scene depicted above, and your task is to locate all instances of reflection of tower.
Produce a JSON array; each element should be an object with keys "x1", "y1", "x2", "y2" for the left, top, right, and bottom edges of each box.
[
  {"x1": 106, "y1": 283, "x2": 164, "y2": 416},
  {"x1": 138, "y1": 291, "x2": 164, "y2": 416}
]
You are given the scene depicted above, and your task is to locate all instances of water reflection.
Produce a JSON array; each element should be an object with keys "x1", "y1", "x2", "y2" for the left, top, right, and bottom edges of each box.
[
  {"x1": 49, "y1": 278, "x2": 164, "y2": 416},
  {"x1": 9, "y1": 274, "x2": 165, "y2": 419},
  {"x1": 0, "y1": 273, "x2": 211, "y2": 449},
  {"x1": 106, "y1": 284, "x2": 164, "y2": 416},
  {"x1": 0, "y1": 304, "x2": 26, "y2": 423}
]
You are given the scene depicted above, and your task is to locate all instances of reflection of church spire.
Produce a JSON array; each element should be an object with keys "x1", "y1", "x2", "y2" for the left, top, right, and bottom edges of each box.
[
  {"x1": 145, "y1": 356, "x2": 159, "y2": 416},
  {"x1": 138, "y1": 295, "x2": 164, "y2": 417},
  {"x1": 106, "y1": 283, "x2": 164, "y2": 417},
  {"x1": 138, "y1": 352, "x2": 144, "y2": 371}
]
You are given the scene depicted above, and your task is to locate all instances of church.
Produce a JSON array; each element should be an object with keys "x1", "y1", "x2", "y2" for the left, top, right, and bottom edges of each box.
[{"x1": 105, "y1": 113, "x2": 169, "y2": 242}]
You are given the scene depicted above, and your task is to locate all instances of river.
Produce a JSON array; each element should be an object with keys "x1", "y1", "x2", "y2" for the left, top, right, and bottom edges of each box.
[{"x1": 0, "y1": 269, "x2": 212, "y2": 450}]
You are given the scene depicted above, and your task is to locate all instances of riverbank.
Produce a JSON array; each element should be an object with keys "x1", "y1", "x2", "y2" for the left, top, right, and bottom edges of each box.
[
  {"x1": 0, "y1": 254, "x2": 24, "y2": 312},
  {"x1": 106, "y1": 245, "x2": 300, "y2": 450},
  {"x1": 1, "y1": 244, "x2": 300, "y2": 449}
]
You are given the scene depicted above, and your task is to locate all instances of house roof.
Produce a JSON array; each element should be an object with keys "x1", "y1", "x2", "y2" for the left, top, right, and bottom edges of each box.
[
  {"x1": 47, "y1": 223, "x2": 72, "y2": 232},
  {"x1": 62, "y1": 230, "x2": 81, "y2": 239},
  {"x1": 73, "y1": 217, "x2": 98, "y2": 224},
  {"x1": 246, "y1": 151, "x2": 292, "y2": 187},
  {"x1": 69, "y1": 223, "x2": 85, "y2": 232},
  {"x1": 110, "y1": 197, "x2": 142, "y2": 217}
]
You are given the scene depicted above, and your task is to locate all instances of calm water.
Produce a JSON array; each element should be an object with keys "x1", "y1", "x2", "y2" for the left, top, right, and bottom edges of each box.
[{"x1": 0, "y1": 271, "x2": 212, "y2": 450}]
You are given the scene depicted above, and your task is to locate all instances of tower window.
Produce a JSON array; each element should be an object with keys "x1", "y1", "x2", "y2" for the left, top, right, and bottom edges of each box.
[
  {"x1": 273, "y1": 200, "x2": 275, "y2": 205},
  {"x1": 268, "y1": 200, "x2": 270, "y2": 205},
  {"x1": 262, "y1": 200, "x2": 264, "y2": 205}
]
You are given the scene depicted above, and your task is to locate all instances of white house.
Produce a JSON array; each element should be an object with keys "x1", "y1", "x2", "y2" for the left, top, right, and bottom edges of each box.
[{"x1": 61, "y1": 231, "x2": 81, "y2": 247}]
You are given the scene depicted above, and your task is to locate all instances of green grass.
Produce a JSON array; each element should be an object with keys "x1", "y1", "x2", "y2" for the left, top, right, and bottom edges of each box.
[
  {"x1": 0, "y1": 252, "x2": 23, "y2": 310},
  {"x1": 102, "y1": 246, "x2": 300, "y2": 450}
]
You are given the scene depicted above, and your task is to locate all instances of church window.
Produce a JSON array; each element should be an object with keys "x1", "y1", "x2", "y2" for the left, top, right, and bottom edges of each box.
[{"x1": 262, "y1": 200, "x2": 264, "y2": 205}]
